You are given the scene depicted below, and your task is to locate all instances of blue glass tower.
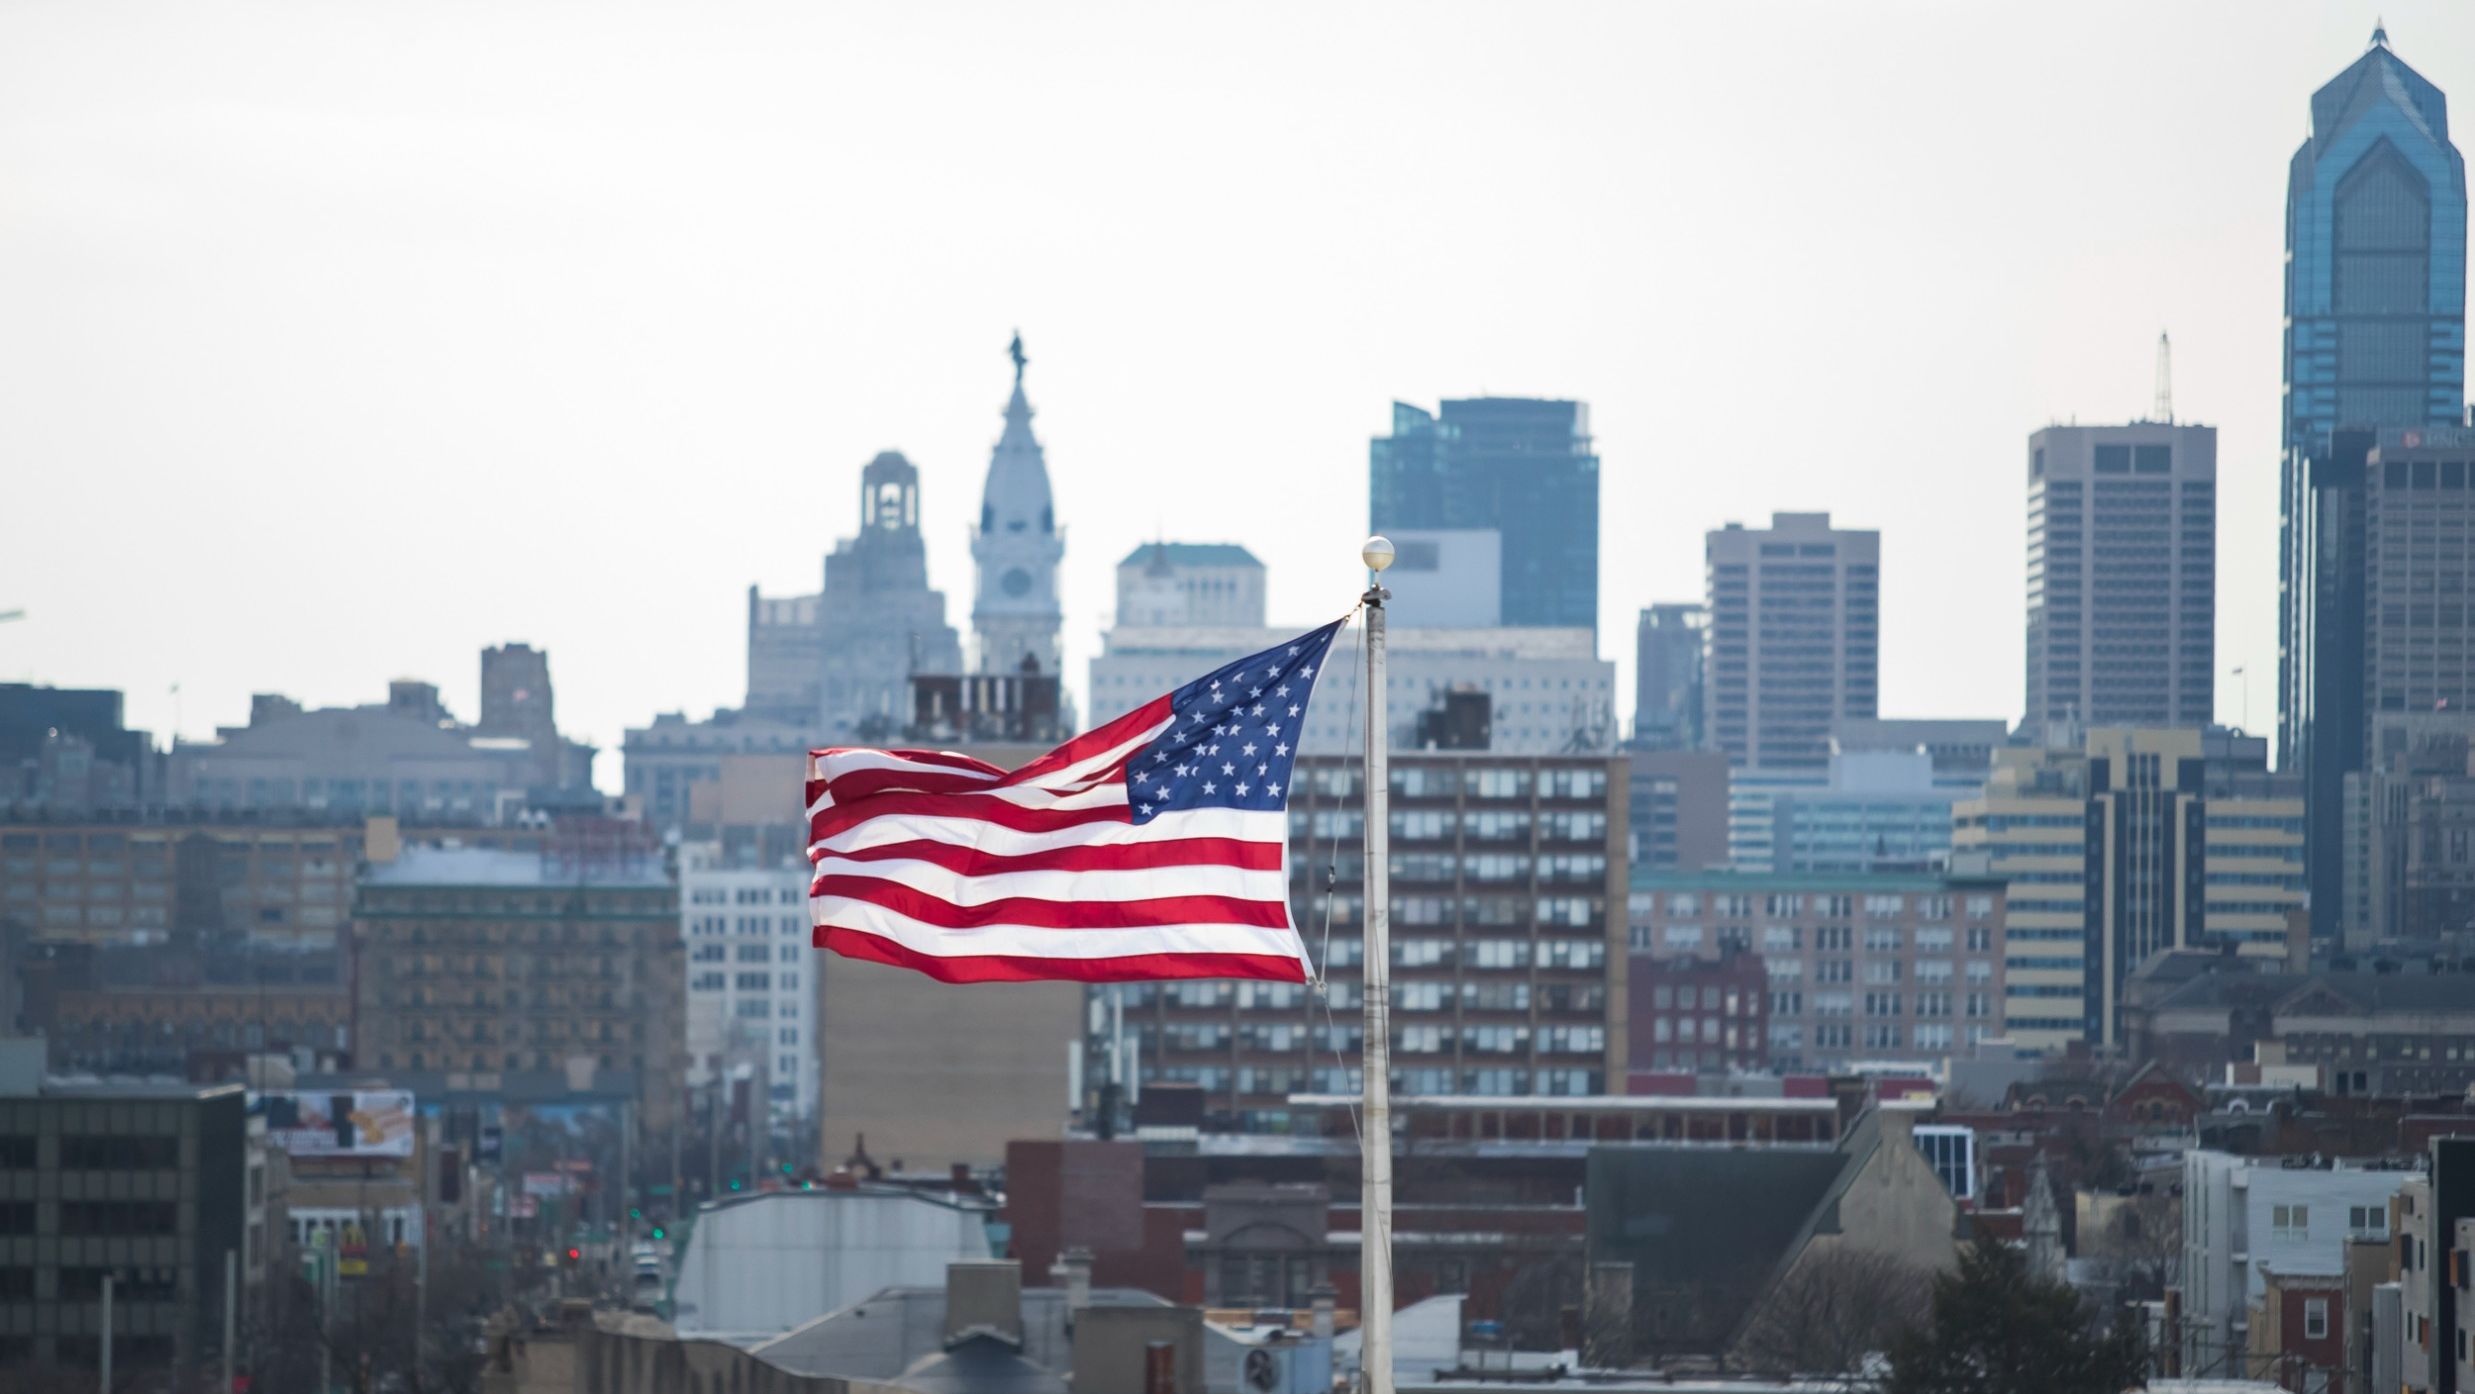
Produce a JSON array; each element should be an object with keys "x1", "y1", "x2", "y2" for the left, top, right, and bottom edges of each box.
[
  {"x1": 2279, "y1": 27, "x2": 2468, "y2": 939},
  {"x1": 2282, "y1": 24, "x2": 2465, "y2": 450},
  {"x1": 1370, "y1": 398, "x2": 1599, "y2": 634}
]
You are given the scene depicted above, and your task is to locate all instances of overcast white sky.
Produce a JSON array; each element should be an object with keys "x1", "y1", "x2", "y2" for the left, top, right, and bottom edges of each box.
[{"x1": 4, "y1": 2, "x2": 2469, "y2": 788}]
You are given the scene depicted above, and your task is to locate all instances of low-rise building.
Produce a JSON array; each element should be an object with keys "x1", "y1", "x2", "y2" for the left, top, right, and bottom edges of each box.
[{"x1": 2180, "y1": 1150, "x2": 2415, "y2": 1379}]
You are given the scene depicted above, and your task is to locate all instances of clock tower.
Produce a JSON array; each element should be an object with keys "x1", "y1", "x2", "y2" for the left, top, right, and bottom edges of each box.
[{"x1": 970, "y1": 332, "x2": 1065, "y2": 675}]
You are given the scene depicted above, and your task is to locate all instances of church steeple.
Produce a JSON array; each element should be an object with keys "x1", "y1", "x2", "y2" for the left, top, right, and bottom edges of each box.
[{"x1": 970, "y1": 332, "x2": 1065, "y2": 676}]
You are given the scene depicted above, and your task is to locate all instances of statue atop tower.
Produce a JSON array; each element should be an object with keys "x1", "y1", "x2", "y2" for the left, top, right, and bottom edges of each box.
[{"x1": 970, "y1": 332, "x2": 1064, "y2": 676}]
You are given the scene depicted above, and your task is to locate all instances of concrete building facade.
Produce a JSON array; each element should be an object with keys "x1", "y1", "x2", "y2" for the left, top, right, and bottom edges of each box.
[
  {"x1": 681, "y1": 853, "x2": 815, "y2": 1122},
  {"x1": 1952, "y1": 728, "x2": 2306, "y2": 1051},
  {"x1": 1625, "y1": 869, "x2": 2007, "y2": 1073},
  {"x1": 2181, "y1": 1150, "x2": 2413, "y2": 1380},
  {"x1": 744, "y1": 450, "x2": 966, "y2": 739},
  {"x1": 1121, "y1": 752, "x2": 1627, "y2": 1128},
  {"x1": 351, "y1": 837, "x2": 685, "y2": 1134},
  {"x1": 1113, "y1": 543, "x2": 1265, "y2": 629},
  {"x1": 2023, "y1": 423, "x2": 2218, "y2": 732},
  {"x1": 1703, "y1": 512, "x2": 1880, "y2": 778},
  {"x1": 1089, "y1": 626, "x2": 1616, "y2": 757}
]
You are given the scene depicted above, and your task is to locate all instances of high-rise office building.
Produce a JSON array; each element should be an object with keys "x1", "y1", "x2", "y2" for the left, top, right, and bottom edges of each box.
[
  {"x1": 971, "y1": 336, "x2": 1065, "y2": 677},
  {"x1": 2023, "y1": 424, "x2": 2216, "y2": 732},
  {"x1": 1702, "y1": 513, "x2": 1880, "y2": 777},
  {"x1": 1371, "y1": 398, "x2": 1600, "y2": 634},
  {"x1": 1632, "y1": 603, "x2": 1706, "y2": 751},
  {"x1": 2278, "y1": 29, "x2": 2467, "y2": 939},
  {"x1": 1951, "y1": 728, "x2": 2304, "y2": 1051}
]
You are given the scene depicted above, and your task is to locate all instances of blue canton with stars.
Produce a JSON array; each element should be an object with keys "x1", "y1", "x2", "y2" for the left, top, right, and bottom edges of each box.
[{"x1": 1125, "y1": 619, "x2": 1346, "y2": 824}]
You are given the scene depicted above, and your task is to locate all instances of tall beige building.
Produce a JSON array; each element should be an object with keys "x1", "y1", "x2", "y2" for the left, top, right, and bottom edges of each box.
[
  {"x1": 1703, "y1": 513, "x2": 1879, "y2": 777},
  {"x1": 1953, "y1": 728, "x2": 2303, "y2": 1052}
]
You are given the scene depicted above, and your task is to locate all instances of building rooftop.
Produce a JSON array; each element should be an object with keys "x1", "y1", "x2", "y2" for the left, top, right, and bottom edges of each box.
[
  {"x1": 1101, "y1": 625, "x2": 1598, "y2": 661},
  {"x1": 361, "y1": 845, "x2": 669, "y2": 889},
  {"x1": 1117, "y1": 542, "x2": 1263, "y2": 569},
  {"x1": 1628, "y1": 868, "x2": 2003, "y2": 894}
]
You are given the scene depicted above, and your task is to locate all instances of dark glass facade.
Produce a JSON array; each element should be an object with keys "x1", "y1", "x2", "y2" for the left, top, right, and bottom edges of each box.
[{"x1": 1371, "y1": 398, "x2": 1600, "y2": 634}]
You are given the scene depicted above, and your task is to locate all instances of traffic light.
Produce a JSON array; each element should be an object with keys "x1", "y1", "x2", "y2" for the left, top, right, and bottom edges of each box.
[
  {"x1": 727, "y1": 1178, "x2": 742, "y2": 1191},
  {"x1": 566, "y1": 1247, "x2": 581, "y2": 1264},
  {"x1": 630, "y1": 1207, "x2": 642, "y2": 1220},
  {"x1": 650, "y1": 1227, "x2": 666, "y2": 1241}
]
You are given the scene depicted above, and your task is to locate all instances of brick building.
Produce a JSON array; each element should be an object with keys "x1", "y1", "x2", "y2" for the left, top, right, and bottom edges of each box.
[
  {"x1": 1625, "y1": 869, "x2": 2007, "y2": 1072},
  {"x1": 1626, "y1": 949, "x2": 1768, "y2": 1075},
  {"x1": 351, "y1": 834, "x2": 684, "y2": 1133}
]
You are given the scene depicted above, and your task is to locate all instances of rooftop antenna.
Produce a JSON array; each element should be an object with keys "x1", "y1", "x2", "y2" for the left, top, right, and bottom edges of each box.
[{"x1": 2152, "y1": 331, "x2": 2173, "y2": 424}]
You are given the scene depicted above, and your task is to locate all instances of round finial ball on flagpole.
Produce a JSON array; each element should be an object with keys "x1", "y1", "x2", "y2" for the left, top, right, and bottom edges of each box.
[{"x1": 1362, "y1": 536, "x2": 1395, "y2": 572}]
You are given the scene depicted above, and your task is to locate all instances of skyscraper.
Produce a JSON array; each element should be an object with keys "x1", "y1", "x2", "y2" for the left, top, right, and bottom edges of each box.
[
  {"x1": 2279, "y1": 28, "x2": 2467, "y2": 939},
  {"x1": 971, "y1": 334, "x2": 1065, "y2": 676},
  {"x1": 1702, "y1": 513, "x2": 1880, "y2": 777},
  {"x1": 1370, "y1": 398, "x2": 1600, "y2": 634},
  {"x1": 2023, "y1": 423, "x2": 2216, "y2": 733},
  {"x1": 1631, "y1": 603, "x2": 1706, "y2": 751}
]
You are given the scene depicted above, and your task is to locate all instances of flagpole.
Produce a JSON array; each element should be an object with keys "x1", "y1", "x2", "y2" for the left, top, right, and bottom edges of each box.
[{"x1": 1359, "y1": 536, "x2": 1395, "y2": 1394}]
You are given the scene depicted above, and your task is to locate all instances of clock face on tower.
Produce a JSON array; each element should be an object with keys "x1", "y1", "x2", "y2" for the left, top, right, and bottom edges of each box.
[{"x1": 1001, "y1": 567, "x2": 1032, "y2": 598}]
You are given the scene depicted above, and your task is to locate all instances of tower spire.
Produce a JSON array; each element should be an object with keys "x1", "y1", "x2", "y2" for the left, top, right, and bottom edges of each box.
[
  {"x1": 2370, "y1": 18, "x2": 2388, "y2": 48},
  {"x1": 2152, "y1": 331, "x2": 2173, "y2": 424}
]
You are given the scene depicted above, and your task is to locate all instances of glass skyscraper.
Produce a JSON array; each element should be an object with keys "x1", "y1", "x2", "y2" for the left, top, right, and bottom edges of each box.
[
  {"x1": 1370, "y1": 398, "x2": 1600, "y2": 634},
  {"x1": 2279, "y1": 27, "x2": 2468, "y2": 939}
]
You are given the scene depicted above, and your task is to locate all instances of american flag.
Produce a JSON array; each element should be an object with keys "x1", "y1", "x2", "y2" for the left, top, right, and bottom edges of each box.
[{"x1": 807, "y1": 617, "x2": 1348, "y2": 983}]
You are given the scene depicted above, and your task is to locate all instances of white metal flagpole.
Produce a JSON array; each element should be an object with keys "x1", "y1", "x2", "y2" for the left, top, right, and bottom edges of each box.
[{"x1": 1359, "y1": 536, "x2": 1395, "y2": 1394}]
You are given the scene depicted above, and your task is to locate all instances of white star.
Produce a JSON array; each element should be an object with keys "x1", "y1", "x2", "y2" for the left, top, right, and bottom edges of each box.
[
  {"x1": 1134, "y1": 771, "x2": 1150, "y2": 786},
  {"x1": 1236, "y1": 783, "x2": 1250, "y2": 797},
  {"x1": 1300, "y1": 663, "x2": 1314, "y2": 676},
  {"x1": 1267, "y1": 723, "x2": 1282, "y2": 736},
  {"x1": 1288, "y1": 704, "x2": 1300, "y2": 716},
  {"x1": 1175, "y1": 764, "x2": 1190, "y2": 777},
  {"x1": 1139, "y1": 804, "x2": 1152, "y2": 816},
  {"x1": 1250, "y1": 686, "x2": 1262, "y2": 698},
  {"x1": 1288, "y1": 645, "x2": 1301, "y2": 655},
  {"x1": 1268, "y1": 781, "x2": 1282, "y2": 797},
  {"x1": 1256, "y1": 763, "x2": 1267, "y2": 776},
  {"x1": 1276, "y1": 685, "x2": 1290, "y2": 697},
  {"x1": 1212, "y1": 724, "x2": 1227, "y2": 737},
  {"x1": 1152, "y1": 751, "x2": 1167, "y2": 763},
  {"x1": 1202, "y1": 781, "x2": 1216, "y2": 795},
  {"x1": 1242, "y1": 743, "x2": 1258, "y2": 756},
  {"x1": 1274, "y1": 742, "x2": 1289, "y2": 756},
  {"x1": 1210, "y1": 677, "x2": 1221, "y2": 690},
  {"x1": 1221, "y1": 762, "x2": 1235, "y2": 775},
  {"x1": 1251, "y1": 704, "x2": 1265, "y2": 716},
  {"x1": 1190, "y1": 711, "x2": 1206, "y2": 724}
]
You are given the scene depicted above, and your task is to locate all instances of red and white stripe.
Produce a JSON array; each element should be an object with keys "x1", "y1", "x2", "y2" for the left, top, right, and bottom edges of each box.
[{"x1": 806, "y1": 696, "x2": 1310, "y2": 983}]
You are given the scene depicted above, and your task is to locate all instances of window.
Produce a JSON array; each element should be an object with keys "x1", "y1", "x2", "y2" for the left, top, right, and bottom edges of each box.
[
  {"x1": 2349, "y1": 1204, "x2": 2388, "y2": 1238},
  {"x1": 2303, "y1": 1299, "x2": 2328, "y2": 1341},
  {"x1": 2272, "y1": 1204, "x2": 2309, "y2": 1239}
]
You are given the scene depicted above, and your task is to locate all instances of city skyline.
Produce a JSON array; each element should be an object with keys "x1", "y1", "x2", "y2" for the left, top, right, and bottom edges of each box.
[{"x1": 5, "y1": 5, "x2": 2473, "y2": 787}]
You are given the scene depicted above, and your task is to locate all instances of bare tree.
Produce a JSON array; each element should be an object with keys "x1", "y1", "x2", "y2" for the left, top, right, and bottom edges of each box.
[
  {"x1": 2080, "y1": 1185, "x2": 2180, "y2": 1303},
  {"x1": 1733, "y1": 1246, "x2": 1935, "y2": 1383}
]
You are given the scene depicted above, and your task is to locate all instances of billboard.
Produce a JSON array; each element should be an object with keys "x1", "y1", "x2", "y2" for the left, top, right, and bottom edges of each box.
[{"x1": 264, "y1": 1091, "x2": 416, "y2": 1158}]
